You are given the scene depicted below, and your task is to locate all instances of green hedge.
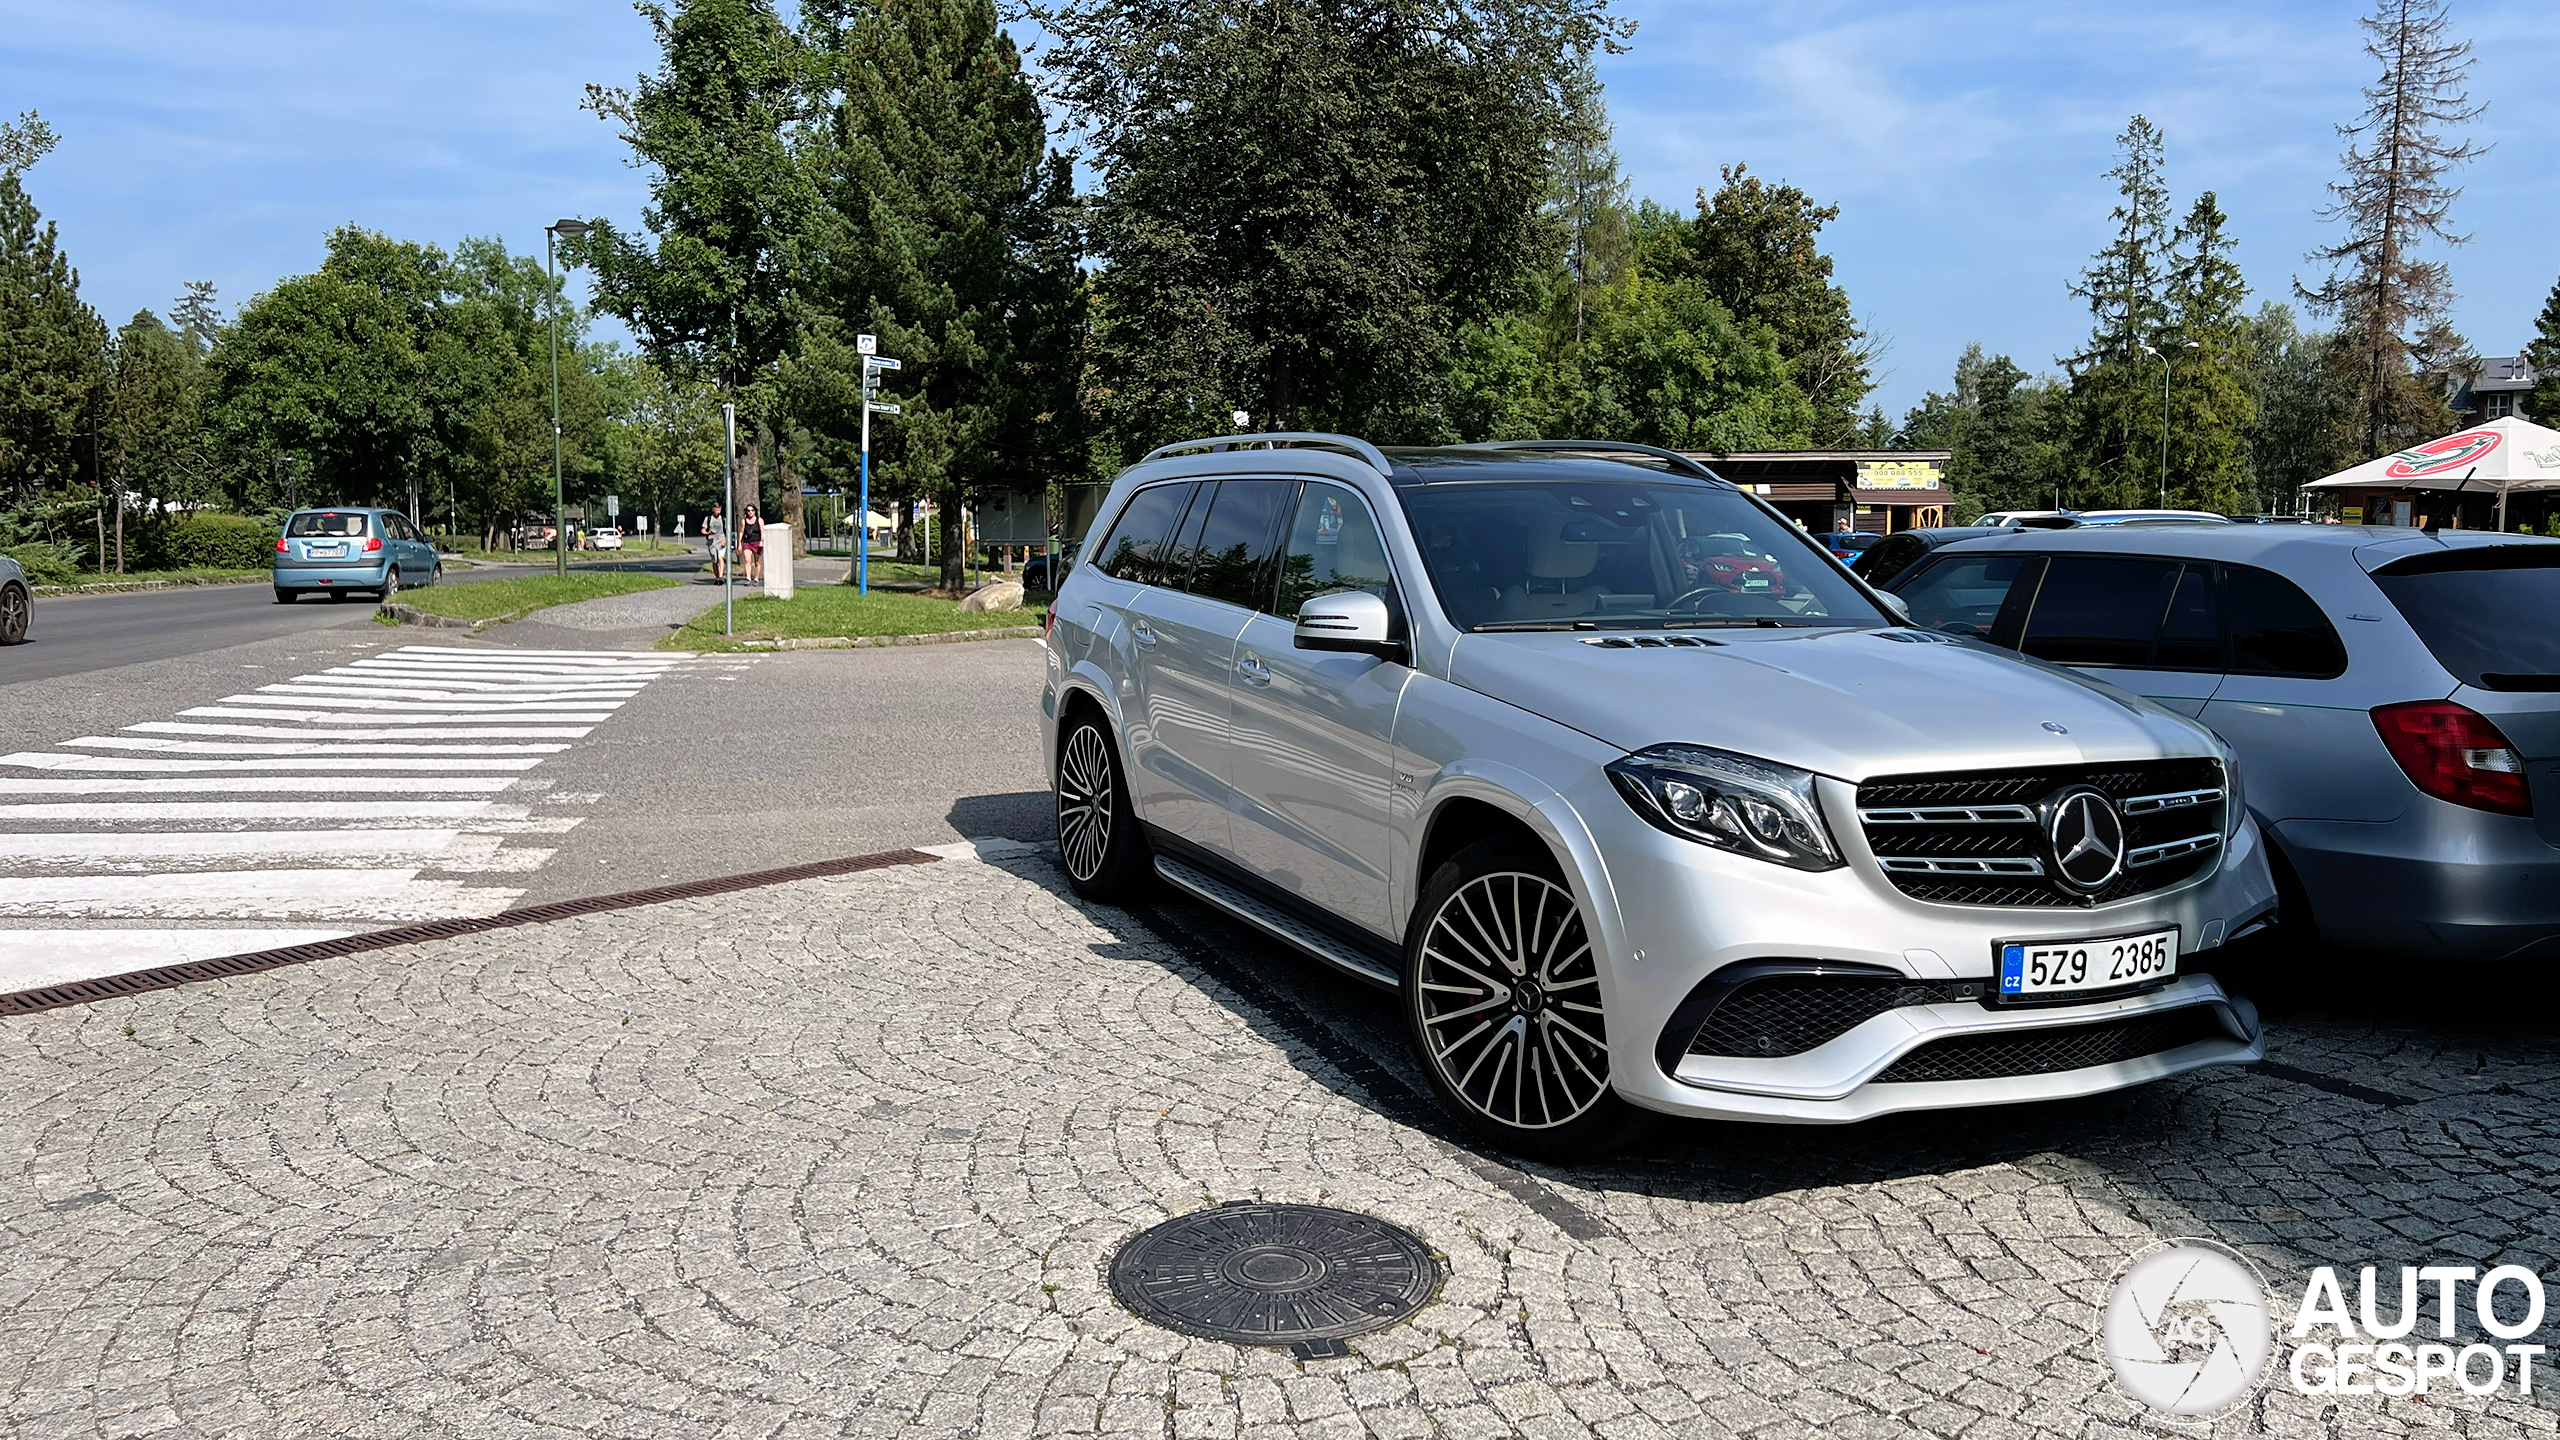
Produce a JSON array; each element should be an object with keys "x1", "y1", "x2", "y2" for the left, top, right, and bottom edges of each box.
[
  {"x1": 3, "y1": 542, "x2": 81, "y2": 586},
  {"x1": 161, "y1": 514, "x2": 278, "y2": 571}
]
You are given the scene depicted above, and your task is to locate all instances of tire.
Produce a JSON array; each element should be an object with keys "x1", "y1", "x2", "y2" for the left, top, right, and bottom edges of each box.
[
  {"x1": 380, "y1": 570, "x2": 401, "y2": 604},
  {"x1": 0, "y1": 582, "x2": 26, "y2": 644},
  {"x1": 1402, "y1": 836, "x2": 1648, "y2": 1162},
  {"x1": 273, "y1": 589, "x2": 296, "y2": 605},
  {"x1": 429, "y1": 561, "x2": 443, "y2": 586},
  {"x1": 1054, "y1": 709, "x2": 1155, "y2": 903}
]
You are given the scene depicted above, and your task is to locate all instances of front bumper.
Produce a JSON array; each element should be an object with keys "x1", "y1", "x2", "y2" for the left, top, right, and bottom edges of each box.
[{"x1": 1564, "y1": 768, "x2": 2277, "y2": 1124}]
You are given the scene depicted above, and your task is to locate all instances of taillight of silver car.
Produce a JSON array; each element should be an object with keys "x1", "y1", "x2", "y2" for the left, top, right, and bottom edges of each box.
[{"x1": 2370, "y1": 700, "x2": 2531, "y2": 816}]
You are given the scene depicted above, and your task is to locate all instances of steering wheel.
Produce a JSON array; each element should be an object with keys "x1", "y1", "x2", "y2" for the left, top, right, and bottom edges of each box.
[{"x1": 1665, "y1": 587, "x2": 1745, "y2": 613}]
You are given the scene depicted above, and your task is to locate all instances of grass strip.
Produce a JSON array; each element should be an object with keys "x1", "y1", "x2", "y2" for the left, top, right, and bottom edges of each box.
[
  {"x1": 38, "y1": 568, "x2": 268, "y2": 594},
  {"x1": 664, "y1": 585, "x2": 1044, "y2": 652},
  {"x1": 390, "y1": 572, "x2": 681, "y2": 625}
]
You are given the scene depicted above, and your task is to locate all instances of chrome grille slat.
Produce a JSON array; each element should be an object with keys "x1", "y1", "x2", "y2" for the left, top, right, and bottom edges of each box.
[
  {"x1": 1858, "y1": 804, "x2": 2036, "y2": 826},
  {"x1": 2122, "y1": 787, "x2": 2223, "y2": 815},
  {"x1": 2128, "y1": 832, "x2": 2221, "y2": 869},
  {"x1": 1878, "y1": 856, "x2": 2047, "y2": 876}
]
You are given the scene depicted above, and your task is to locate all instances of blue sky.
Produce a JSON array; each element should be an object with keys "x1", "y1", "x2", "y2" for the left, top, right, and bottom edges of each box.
[{"x1": 5, "y1": 0, "x2": 2552, "y2": 421}]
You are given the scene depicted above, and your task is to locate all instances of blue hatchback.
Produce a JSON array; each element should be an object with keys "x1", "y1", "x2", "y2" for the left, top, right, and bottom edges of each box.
[{"x1": 273, "y1": 508, "x2": 442, "y2": 603}]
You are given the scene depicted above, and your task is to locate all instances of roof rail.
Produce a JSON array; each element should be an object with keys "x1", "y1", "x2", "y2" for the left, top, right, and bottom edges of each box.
[
  {"x1": 1467, "y1": 440, "x2": 1731, "y2": 486},
  {"x1": 1139, "y1": 431, "x2": 1394, "y2": 476}
]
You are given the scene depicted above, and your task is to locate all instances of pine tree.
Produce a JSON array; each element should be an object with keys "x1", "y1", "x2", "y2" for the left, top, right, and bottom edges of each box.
[
  {"x1": 2524, "y1": 279, "x2": 2560, "y2": 424},
  {"x1": 2065, "y1": 116, "x2": 2174, "y2": 507},
  {"x1": 0, "y1": 147, "x2": 106, "y2": 504},
  {"x1": 2239, "y1": 304, "x2": 2342, "y2": 510},
  {"x1": 1547, "y1": 56, "x2": 1629, "y2": 351},
  {"x1": 2299, "y1": 0, "x2": 2484, "y2": 458},
  {"x1": 103, "y1": 310, "x2": 211, "y2": 570},
  {"x1": 2160, "y1": 192, "x2": 2253, "y2": 513},
  {"x1": 800, "y1": 0, "x2": 1083, "y2": 588},
  {"x1": 578, "y1": 0, "x2": 815, "y2": 537}
]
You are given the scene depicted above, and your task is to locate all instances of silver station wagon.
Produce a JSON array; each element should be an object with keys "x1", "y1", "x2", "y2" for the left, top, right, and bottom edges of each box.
[{"x1": 1041, "y1": 436, "x2": 2280, "y2": 1159}]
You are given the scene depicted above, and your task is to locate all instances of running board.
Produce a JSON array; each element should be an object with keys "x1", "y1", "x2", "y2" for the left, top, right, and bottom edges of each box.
[{"x1": 1153, "y1": 856, "x2": 1402, "y2": 991}]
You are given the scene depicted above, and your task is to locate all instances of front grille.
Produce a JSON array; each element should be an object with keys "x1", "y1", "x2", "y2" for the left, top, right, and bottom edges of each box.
[
  {"x1": 1689, "y1": 976, "x2": 1983, "y2": 1057},
  {"x1": 1871, "y1": 1007, "x2": 2230, "y2": 1083},
  {"x1": 1858, "y1": 759, "x2": 2225, "y2": 907}
]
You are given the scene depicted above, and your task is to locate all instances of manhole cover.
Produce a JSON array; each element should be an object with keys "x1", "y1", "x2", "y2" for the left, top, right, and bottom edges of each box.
[{"x1": 1109, "y1": 1202, "x2": 1442, "y2": 1349}]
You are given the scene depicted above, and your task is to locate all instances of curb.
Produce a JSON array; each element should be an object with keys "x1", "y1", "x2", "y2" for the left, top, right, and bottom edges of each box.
[
  {"x1": 376, "y1": 603, "x2": 485, "y2": 631},
  {"x1": 734, "y1": 625, "x2": 1043, "y2": 651},
  {"x1": 33, "y1": 574, "x2": 267, "y2": 597}
]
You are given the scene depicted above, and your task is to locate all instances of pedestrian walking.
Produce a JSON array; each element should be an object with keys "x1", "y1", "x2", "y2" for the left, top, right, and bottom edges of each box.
[
  {"x1": 741, "y1": 505, "x2": 766, "y2": 586},
  {"x1": 705, "y1": 504, "x2": 728, "y2": 582}
]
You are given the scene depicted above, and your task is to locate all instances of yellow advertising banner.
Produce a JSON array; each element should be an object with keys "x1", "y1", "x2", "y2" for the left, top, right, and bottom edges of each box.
[{"x1": 1855, "y1": 459, "x2": 1944, "y2": 490}]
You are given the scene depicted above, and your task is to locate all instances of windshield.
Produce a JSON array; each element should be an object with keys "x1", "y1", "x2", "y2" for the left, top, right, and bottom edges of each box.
[
  {"x1": 1396, "y1": 480, "x2": 1885, "y2": 631},
  {"x1": 2371, "y1": 547, "x2": 2559, "y2": 690},
  {"x1": 287, "y1": 512, "x2": 371, "y2": 538}
]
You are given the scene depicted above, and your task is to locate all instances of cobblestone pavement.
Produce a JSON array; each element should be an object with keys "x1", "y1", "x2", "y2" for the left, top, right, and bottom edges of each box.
[{"x1": 1, "y1": 844, "x2": 2551, "y2": 1440}]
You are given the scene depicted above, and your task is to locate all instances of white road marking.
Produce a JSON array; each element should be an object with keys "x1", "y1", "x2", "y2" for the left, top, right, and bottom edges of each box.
[
  {"x1": 0, "y1": 929, "x2": 358, "y2": 992},
  {"x1": 130, "y1": 722, "x2": 595, "y2": 739},
  {"x1": 0, "y1": 830, "x2": 464, "y2": 861},
  {"x1": 399, "y1": 645, "x2": 692, "y2": 658},
  {"x1": 0, "y1": 869, "x2": 522, "y2": 921},
  {"x1": 0, "y1": 753, "x2": 547, "y2": 773},
  {"x1": 0, "y1": 801, "x2": 502, "y2": 823},
  {"x1": 180, "y1": 708, "x2": 614, "y2": 724},
  {"x1": 66, "y1": 737, "x2": 570, "y2": 755},
  {"x1": 0, "y1": 776, "x2": 519, "y2": 795},
  {"x1": 217, "y1": 693, "x2": 629, "y2": 711}
]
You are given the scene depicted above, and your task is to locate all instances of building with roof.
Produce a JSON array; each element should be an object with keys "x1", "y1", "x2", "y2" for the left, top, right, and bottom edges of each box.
[
  {"x1": 2444, "y1": 353, "x2": 2538, "y2": 424},
  {"x1": 1676, "y1": 450, "x2": 1954, "y2": 534}
]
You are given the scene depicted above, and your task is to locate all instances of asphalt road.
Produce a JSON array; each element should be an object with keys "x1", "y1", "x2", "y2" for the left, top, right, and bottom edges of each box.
[{"x1": 8, "y1": 551, "x2": 706, "y2": 685}]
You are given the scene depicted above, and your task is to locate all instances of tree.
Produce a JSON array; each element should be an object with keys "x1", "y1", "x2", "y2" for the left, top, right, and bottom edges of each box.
[
  {"x1": 1547, "y1": 55, "x2": 1629, "y2": 349},
  {"x1": 2159, "y1": 191, "x2": 2253, "y2": 513},
  {"x1": 103, "y1": 310, "x2": 212, "y2": 570},
  {"x1": 1576, "y1": 271, "x2": 1811, "y2": 450},
  {"x1": 1680, "y1": 164, "x2": 1873, "y2": 445},
  {"x1": 578, "y1": 0, "x2": 814, "y2": 539},
  {"x1": 2064, "y1": 116, "x2": 2174, "y2": 508},
  {"x1": 1902, "y1": 344, "x2": 2066, "y2": 516},
  {"x1": 1038, "y1": 0, "x2": 1629, "y2": 448},
  {"x1": 2524, "y1": 279, "x2": 2560, "y2": 424},
  {"x1": 2237, "y1": 304, "x2": 2339, "y2": 509},
  {"x1": 800, "y1": 0, "x2": 1084, "y2": 586},
  {"x1": 0, "y1": 117, "x2": 105, "y2": 510},
  {"x1": 2299, "y1": 0, "x2": 2484, "y2": 458}
]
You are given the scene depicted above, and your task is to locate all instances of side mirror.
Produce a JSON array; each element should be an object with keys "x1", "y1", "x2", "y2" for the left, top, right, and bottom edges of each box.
[
  {"x1": 1878, "y1": 591, "x2": 1913, "y2": 624},
  {"x1": 1294, "y1": 590, "x2": 1405, "y2": 663}
]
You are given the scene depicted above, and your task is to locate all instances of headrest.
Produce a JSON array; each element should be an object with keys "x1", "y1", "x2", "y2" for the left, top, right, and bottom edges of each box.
[{"x1": 1528, "y1": 519, "x2": 1599, "y2": 580}]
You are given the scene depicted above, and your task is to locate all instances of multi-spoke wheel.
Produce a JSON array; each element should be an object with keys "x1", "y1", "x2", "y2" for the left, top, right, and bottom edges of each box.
[
  {"x1": 0, "y1": 582, "x2": 25, "y2": 644},
  {"x1": 1403, "y1": 836, "x2": 1644, "y2": 1160},
  {"x1": 1055, "y1": 710, "x2": 1154, "y2": 903}
]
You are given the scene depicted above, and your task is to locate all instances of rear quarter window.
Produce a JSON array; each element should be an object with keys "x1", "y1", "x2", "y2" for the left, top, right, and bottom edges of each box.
[
  {"x1": 2370, "y1": 547, "x2": 2560, "y2": 690},
  {"x1": 2224, "y1": 565, "x2": 2347, "y2": 678},
  {"x1": 1090, "y1": 483, "x2": 1198, "y2": 587}
]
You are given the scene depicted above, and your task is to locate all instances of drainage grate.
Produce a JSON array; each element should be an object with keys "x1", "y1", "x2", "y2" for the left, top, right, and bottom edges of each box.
[
  {"x1": 0, "y1": 848, "x2": 941, "y2": 1018},
  {"x1": 1110, "y1": 1202, "x2": 1441, "y2": 1353}
]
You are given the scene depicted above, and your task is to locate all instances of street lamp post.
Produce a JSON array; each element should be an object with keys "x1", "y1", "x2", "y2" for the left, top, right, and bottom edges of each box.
[
  {"x1": 2140, "y1": 339, "x2": 2199, "y2": 509},
  {"x1": 545, "y1": 219, "x2": 591, "y2": 577}
]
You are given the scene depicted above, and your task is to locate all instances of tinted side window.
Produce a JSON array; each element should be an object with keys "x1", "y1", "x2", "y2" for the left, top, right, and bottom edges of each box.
[
  {"x1": 2153, "y1": 565, "x2": 2221, "y2": 669},
  {"x1": 1276, "y1": 483, "x2": 1398, "y2": 617},
  {"x1": 2018, "y1": 557, "x2": 2181, "y2": 666},
  {"x1": 1858, "y1": 533, "x2": 1927, "y2": 588},
  {"x1": 1893, "y1": 554, "x2": 2028, "y2": 640},
  {"x1": 2371, "y1": 551, "x2": 2559, "y2": 688},
  {"x1": 2225, "y1": 565, "x2": 2347, "y2": 677},
  {"x1": 1186, "y1": 480, "x2": 1295, "y2": 611},
  {"x1": 1092, "y1": 483, "x2": 1197, "y2": 586}
]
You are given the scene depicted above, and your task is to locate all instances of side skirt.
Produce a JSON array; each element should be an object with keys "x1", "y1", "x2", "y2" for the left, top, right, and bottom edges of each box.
[{"x1": 1145, "y1": 839, "x2": 1402, "y2": 992}]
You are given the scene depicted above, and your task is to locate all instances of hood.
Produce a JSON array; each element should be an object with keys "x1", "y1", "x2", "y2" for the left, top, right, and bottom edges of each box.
[{"x1": 1445, "y1": 628, "x2": 2217, "y2": 781}]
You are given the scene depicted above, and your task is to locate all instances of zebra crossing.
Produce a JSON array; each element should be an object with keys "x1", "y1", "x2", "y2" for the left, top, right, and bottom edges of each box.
[{"x1": 0, "y1": 644, "x2": 690, "y2": 992}]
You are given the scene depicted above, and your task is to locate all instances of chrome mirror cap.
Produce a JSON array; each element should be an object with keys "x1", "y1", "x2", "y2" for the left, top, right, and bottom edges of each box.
[{"x1": 1294, "y1": 590, "x2": 1403, "y2": 661}]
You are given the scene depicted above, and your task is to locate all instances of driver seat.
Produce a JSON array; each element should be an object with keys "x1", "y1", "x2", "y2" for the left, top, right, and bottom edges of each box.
[{"x1": 1497, "y1": 521, "x2": 1600, "y2": 620}]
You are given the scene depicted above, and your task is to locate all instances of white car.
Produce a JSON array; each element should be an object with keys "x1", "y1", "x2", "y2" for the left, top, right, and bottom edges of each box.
[
  {"x1": 590, "y1": 527, "x2": 624, "y2": 550},
  {"x1": 1044, "y1": 434, "x2": 2278, "y2": 1159}
]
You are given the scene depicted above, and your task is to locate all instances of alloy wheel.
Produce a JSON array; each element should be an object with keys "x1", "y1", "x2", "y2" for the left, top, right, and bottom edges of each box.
[
  {"x1": 0, "y1": 584, "x2": 24, "y2": 643},
  {"x1": 1057, "y1": 724, "x2": 1115, "y2": 883},
  {"x1": 1415, "y1": 871, "x2": 1609, "y2": 1131}
]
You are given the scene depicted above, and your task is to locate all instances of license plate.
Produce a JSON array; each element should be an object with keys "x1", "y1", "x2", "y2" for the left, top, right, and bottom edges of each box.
[
  {"x1": 307, "y1": 542, "x2": 344, "y2": 557},
  {"x1": 1997, "y1": 927, "x2": 2178, "y2": 1000}
]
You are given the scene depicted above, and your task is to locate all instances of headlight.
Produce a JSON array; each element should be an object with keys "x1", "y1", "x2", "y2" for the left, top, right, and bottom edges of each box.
[{"x1": 1606, "y1": 744, "x2": 1843, "y2": 871}]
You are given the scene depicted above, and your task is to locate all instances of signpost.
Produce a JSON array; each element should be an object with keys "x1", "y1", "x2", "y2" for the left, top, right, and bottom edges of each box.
[
  {"x1": 856, "y1": 338, "x2": 902, "y2": 595},
  {"x1": 721, "y1": 403, "x2": 736, "y2": 636}
]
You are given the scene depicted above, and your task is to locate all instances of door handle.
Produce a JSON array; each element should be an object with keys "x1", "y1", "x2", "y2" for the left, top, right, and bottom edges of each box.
[
  {"x1": 1237, "y1": 654, "x2": 1271, "y2": 685},
  {"x1": 1130, "y1": 619, "x2": 1158, "y2": 648}
]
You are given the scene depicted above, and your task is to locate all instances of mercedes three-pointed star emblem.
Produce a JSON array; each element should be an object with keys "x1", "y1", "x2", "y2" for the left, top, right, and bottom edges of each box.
[{"x1": 2048, "y1": 789, "x2": 2126, "y2": 891}]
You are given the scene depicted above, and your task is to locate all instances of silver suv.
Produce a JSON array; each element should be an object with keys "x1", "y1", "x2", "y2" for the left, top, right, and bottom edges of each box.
[{"x1": 1041, "y1": 436, "x2": 2278, "y2": 1159}]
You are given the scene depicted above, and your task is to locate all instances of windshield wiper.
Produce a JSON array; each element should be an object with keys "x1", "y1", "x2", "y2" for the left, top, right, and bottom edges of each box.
[{"x1": 1471, "y1": 620, "x2": 1596, "y2": 632}]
